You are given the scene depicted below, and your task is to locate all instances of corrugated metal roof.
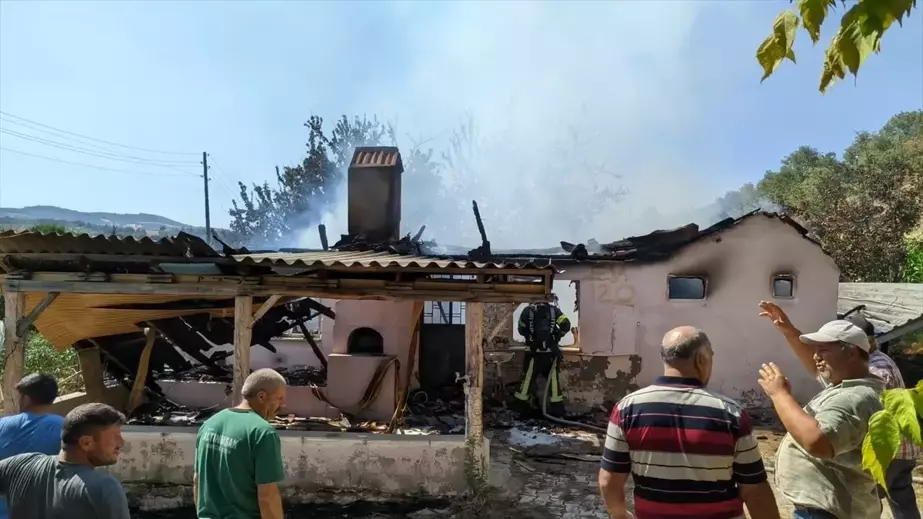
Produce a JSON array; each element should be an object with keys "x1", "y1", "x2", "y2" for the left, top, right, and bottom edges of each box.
[
  {"x1": 233, "y1": 250, "x2": 554, "y2": 271},
  {"x1": 0, "y1": 230, "x2": 218, "y2": 257},
  {"x1": 349, "y1": 146, "x2": 402, "y2": 170},
  {"x1": 838, "y1": 283, "x2": 923, "y2": 332}
]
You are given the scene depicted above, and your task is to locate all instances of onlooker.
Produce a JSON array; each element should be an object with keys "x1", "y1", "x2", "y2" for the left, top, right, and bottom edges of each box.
[
  {"x1": 847, "y1": 313, "x2": 921, "y2": 519},
  {"x1": 758, "y1": 301, "x2": 884, "y2": 519},
  {"x1": 0, "y1": 402, "x2": 129, "y2": 519},
  {"x1": 0, "y1": 374, "x2": 65, "y2": 519},
  {"x1": 599, "y1": 326, "x2": 780, "y2": 519},
  {"x1": 195, "y1": 368, "x2": 287, "y2": 519}
]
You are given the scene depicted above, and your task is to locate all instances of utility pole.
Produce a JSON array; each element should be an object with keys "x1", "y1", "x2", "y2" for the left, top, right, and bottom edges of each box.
[{"x1": 202, "y1": 151, "x2": 211, "y2": 246}]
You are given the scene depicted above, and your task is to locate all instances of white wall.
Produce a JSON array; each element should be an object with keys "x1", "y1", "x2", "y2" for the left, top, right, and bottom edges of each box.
[{"x1": 561, "y1": 216, "x2": 839, "y2": 404}]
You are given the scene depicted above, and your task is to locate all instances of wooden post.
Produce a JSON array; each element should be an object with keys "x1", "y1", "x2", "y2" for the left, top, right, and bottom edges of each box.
[
  {"x1": 2, "y1": 292, "x2": 25, "y2": 416},
  {"x1": 464, "y1": 302, "x2": 487, "y2": 487},
  {"x1": 127, "y1": 327, "x2": 157, "y2": 413},
  {"x1": 77, "y1": 346, "x2": 106, "y2": 403},
  {"x1": 232, "y1": 295, "x2": 254, "y2": 405}
]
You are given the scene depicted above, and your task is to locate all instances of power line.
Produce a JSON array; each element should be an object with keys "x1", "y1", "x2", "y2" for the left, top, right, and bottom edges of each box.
[
  {"x1": 0, "y1": 147, "x2": 193, "y2": 177},
  {"x1": 0, "y1": 129, "x2": 200, "y2": 172},
  {"x1": 0, "y1": 117, "x2": 199, "y2": 164},
  {"x1": 0, "y1": 110, "x2": 199, "y2": 156}
]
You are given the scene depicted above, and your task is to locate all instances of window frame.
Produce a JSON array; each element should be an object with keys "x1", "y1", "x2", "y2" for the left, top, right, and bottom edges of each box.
[
  {"x1": 771, "y1": 274, "x2": 796, "y2": 299},
  {"x1": 667, "y1": 275, "x2": 708, "y2": 301}
]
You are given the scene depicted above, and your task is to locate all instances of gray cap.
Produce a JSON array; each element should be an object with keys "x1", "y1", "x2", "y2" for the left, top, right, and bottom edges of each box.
[{"x1": 800, "y1": 320, "x2": 870, "y2": 352}]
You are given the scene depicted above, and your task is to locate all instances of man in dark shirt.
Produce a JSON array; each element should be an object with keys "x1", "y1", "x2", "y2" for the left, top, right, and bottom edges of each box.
[{"x1": 0, "y1": 402, "x2": 130, "y2": 519}]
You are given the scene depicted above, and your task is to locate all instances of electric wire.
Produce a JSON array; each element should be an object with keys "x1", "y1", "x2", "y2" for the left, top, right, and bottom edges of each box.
[
  {"x1": 0, "y1": 110, "x2": 199, "y2": 156},
  {"x1": 0, "y1": 128, "x2": 199, "y2": 169},
  {"x1": 0, "y1": 116, "x2": 198, "y2": 164},
  {"x1": 0, "y1": 147, "x2": 192, "y2": 177}
]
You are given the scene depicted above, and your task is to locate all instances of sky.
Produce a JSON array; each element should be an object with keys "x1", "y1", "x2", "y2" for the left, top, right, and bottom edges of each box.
[{"x1": 0, "y1": 0, "x2": 921, "y2": 247}]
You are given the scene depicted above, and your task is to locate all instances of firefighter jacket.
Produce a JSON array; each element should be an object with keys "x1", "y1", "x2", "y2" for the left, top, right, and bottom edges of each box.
[{"x1": 517, "y1": 302, "x2": 572, "y2": 353}]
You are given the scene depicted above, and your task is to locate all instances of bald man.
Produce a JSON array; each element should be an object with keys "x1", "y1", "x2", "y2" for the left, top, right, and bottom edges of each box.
[
  {"x1": 194, "y1": 369, "x2": 287, "y2": 519},
  {"x1": 598, "y1": 327, "x2": 780, "y2": 519}
]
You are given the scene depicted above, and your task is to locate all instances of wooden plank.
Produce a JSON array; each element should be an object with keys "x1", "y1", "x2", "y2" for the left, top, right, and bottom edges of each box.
[
  {"x1": 127, "y1": 327, "x2": 157, "y2": 413},
  {"x1": 232, "y1": 296, "x2": 254, "y2": 405},
  {"x1": 2, "y1": 278, "x2": 550, "y2": 303},
  {"x1": 464, "y1": 302, "x2": 487, "y2": 486},
  {"x1": 250, "y1": 295, "x2": 282, "y2": 327},
  {"x1": 386, "y1": 301, "x2": 424, "y2": 433},
  {"x1": 1, "y1": 292, "x2": 26, "y2": 416},
  {"x1": 76, "y1": 346, "x2": 106, "y2": 403},
  {"x1": 16, "y1": 292, "x2": 59, "y2": 336}
]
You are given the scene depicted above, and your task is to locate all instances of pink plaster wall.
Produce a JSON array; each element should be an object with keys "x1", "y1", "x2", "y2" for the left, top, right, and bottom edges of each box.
[{"x1": 562, "y1": 216, "x2": 839, "y2": 405}]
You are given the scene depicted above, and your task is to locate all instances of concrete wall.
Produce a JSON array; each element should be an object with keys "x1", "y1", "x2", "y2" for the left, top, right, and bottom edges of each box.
[
  {"x1": 109, "y1": 426, "x2": 473, "y2": 509},
  {"x1": 489, "y1": 217, "x2": 839, "y2": 410}
]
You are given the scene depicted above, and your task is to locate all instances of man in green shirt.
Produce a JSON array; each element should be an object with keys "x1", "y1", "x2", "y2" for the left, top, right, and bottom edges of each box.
[
  {"x1": 194, "y1": 368, "x2": 287, "y2": 519},
  {"x1": 758, "y1": 302, "x2": 884, "y2": 519}
]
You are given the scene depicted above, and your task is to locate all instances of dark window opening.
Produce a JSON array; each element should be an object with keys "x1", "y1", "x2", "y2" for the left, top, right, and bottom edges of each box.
[
  {"x1": 347, "y1": 327, "x2": 384, "y2": 355},
  {"x1": 772, "y1": 275, "x2": 795, "y2": 298},
  {"x1": 668, "y1": 276, "x2": 706, "y2": 300}
]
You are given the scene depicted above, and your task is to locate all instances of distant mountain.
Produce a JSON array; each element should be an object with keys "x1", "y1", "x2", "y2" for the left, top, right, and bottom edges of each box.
[{"x1": 0, "y1": 205, "x2": 188, "y2": 231}]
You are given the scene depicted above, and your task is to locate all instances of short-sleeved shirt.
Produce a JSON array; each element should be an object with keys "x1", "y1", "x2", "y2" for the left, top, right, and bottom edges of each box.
[
  {"x1": 775, "y1": 376, "x2": 884, "y2": 518},
  {"x1": 0, "y1": 412, "x2": 65, "y2": 519},
  {"x1": 601, "y1": 376, "x2": 767, "y2": 519},
  {"x1": 195, "y1": 408, "x2": 286, "y2": 519},
  {"x1": 0, "y1": 453, "x2": 130, "y2": 519}
]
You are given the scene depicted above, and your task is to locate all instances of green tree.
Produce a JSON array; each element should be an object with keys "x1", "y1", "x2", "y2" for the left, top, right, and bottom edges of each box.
[
  {"x1": 757, "y1": 111, "x2": 923, "y2": 281},
  {"x1": 757, "y1": 0, "x2": 918, "y2": 93},
  {"x1": 0, "y1": 333, "x2": 83, "y2": 396},
  {"x1": 229, "y1": 115, "x2": 387, "y2": 247},
  {"x1": 228, "y1": 114, "x2": 448, "y2": 248}
]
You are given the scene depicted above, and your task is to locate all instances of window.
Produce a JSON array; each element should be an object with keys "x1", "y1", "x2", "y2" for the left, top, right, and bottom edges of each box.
[
  {"x1": 347, "y1": 327, "x2": 384, "y2": 355},
  {"x1": 513, "y1": 279, "x2": 579, "y2": 347},
  {"x1": 668, "y1": 276, "x2": 706, "y2": 300},
  {"x1": 772, "y1": 275, "x2": 795, "y2": 298}
]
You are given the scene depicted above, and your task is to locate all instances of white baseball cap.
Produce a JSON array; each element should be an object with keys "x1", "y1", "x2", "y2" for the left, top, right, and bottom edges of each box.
[{"x1": 799, "y1": 320, "x2": 871, "y2": 352}]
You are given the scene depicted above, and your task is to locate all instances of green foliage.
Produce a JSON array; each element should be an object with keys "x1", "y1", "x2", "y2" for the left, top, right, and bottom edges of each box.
[
  {"x1": 227, "y1": 114, "x2": 449, "y2": 248},
  {"x1": 863, "y1": 407, "x2": 901, "y2": 492},
  {"x1": 719, "y1": 111, "x2": 923, "y2": 282},
  {"x1": 29, "y1": 223, "x2": 66, "y2": 234},
  {"x1": 904, "y1": 239, "x2": 923, "y2": 282},
  {"x1": 757, "y1": 0, "x2": 918, "y2": 93},
  {"x1": 0, "y1": 332, "x2": 83, "y2": 396},
  {"x1": 864, "y1": 383, "x2": 923, "y2": 492}
]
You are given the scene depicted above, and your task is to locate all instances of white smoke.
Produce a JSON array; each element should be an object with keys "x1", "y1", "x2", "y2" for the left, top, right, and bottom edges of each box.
[{"x1": 295, "y1": 1, "x2": 764, "y2": 249}]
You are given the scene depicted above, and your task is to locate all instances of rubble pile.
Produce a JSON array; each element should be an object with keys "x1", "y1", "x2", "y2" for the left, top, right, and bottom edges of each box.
[{"x1": 165, "y1": 364, "x2": 326, "y2": 386}]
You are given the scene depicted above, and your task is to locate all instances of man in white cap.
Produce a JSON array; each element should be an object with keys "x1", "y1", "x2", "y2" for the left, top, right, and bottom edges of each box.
[{"x1": 758, "y1": 301, "x2": 884, "y2": 519}]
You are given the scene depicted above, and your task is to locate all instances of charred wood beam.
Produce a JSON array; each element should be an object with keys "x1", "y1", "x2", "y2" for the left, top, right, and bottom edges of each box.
[
  {"x1": 16, "y1": 291, "x2": 59, "y2": 336},
  {"x1": 297, "y1": 321, "x2": 328, "y2": 371},
  {"x1": 251, "y1": 295, "x2": 282, "y2": 327},
  {"x1": 318, "y1": 224, "x2": 329, "y2": 251}
]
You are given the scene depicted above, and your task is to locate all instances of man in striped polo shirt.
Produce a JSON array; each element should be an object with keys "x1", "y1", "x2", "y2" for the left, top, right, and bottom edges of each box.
[{"x1": 598, "y1": 326, "x2": 780, "y2": 519}]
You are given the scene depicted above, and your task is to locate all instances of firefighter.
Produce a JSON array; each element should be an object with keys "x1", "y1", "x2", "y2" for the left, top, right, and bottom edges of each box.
[{"x1": 512, "y1": 294, "x2": 571, "y2": 417}]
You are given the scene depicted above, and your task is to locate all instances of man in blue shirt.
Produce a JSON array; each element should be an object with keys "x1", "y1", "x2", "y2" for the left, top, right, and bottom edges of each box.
[{"x1": 0, "y1": 373, "x2": 64, "y2": 519}]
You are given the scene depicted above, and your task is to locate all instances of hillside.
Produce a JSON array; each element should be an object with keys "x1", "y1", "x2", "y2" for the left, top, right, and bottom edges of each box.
[{"x1": 0, "y1": 205, "x2": 188, "y2": 231}]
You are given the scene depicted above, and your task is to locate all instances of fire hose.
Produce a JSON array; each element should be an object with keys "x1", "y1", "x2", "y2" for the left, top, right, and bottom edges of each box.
[{"x1": 540, "y1": 358, "x2": 608, "y2": 435}]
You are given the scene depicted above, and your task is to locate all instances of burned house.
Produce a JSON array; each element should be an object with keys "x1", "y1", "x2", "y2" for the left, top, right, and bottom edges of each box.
[
  {"x1": 0, "y1": 146, "x2": 556, "y2": 503},
  {"x1": 470, "y1": 210, "x2": 840, "y2": 408}
]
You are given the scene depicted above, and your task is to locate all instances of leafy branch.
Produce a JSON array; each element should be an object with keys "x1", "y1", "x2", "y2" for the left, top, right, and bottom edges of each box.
[
  {"x1": 757, "y1": 0, "x2": 918, "y2": 93},
  {"x1": 864, "y1": 381, "x2": 923, "y2": 491}
]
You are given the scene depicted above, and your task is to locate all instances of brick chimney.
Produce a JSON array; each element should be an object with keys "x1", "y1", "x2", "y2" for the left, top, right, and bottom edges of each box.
[{"x1": 347, "y1": 147, "x2": 403, "y2": 242}]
